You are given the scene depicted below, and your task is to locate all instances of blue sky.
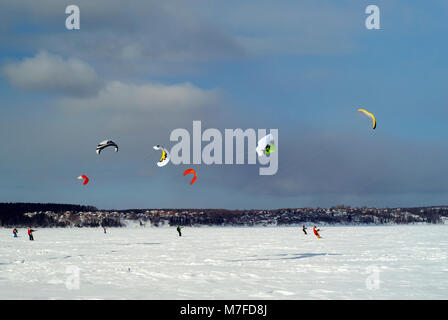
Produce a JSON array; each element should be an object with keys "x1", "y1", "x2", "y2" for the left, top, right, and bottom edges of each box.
[{"x1": 1, "y1": 1, "x2": 448, "y2": 209}]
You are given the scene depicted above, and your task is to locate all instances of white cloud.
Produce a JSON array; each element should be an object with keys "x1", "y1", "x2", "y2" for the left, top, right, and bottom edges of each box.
[
  {"x1": 0, "y1": 1, "x2": 245, "y2": 77},
  {"x1": 60, "y1": 81, "x2": 221, "y2": 112},
  {"x1": 3, "y1": 51, "x2": 104, "y2": 96}
]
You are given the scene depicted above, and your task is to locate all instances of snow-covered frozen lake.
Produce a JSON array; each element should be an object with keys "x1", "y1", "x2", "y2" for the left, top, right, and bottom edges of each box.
[{"x1": 0, "y1": 225, "x2": 447, "y2": 299}]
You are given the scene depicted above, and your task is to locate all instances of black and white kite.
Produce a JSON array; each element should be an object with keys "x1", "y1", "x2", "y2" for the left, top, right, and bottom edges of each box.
[{"x1": 96, "y1": 140, "x2": 119, "y2": 154}]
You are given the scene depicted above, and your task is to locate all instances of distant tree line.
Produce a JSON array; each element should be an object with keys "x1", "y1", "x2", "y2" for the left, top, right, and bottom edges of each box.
[
  {"x1": 0, "y1": 203, "x2": 98, "y2": 227},
  {"x1": 1, "y1": 203, "x2": 448, "y2": 227}
]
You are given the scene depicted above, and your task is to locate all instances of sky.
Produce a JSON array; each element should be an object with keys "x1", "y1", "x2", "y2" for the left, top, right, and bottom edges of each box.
[{"x1": 1, "y1": 0, "x2": 448, "y2": 210}]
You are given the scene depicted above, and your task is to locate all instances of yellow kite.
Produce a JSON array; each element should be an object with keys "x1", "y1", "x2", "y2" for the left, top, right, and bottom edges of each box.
[
  {"x1": 357, "y1": 108, "x2": 376, "y2": 129},
  {"x1": 153, "y1": 145, "x2": 171, "y2": 167}
]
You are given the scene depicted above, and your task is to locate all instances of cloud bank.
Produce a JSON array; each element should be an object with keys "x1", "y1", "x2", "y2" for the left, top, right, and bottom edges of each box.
[
  {"x1": 60, "y1": 81, "x2": 221, "y2": 113},
  {"x1": 3, "y1": 51, "x2": 104, "y2": 96}
]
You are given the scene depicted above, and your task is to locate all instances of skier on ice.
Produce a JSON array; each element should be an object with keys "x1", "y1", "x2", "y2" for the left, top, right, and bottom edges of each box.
[
  {"x1": 27, "y1": 227, "x2": 35, "y2": 241},
  {"x1": 313, "y1": 226, "x2": 321, "y2": 239},
  {"x1": 302, "y1": 225, "x2": 307, "y2": 235}
]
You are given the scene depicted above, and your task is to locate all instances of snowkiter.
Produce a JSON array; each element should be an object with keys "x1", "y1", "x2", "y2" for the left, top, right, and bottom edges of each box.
[
  {"x1": 302, "y1": 225, "x2": 307, "y2": 235},
  {"x1": 177, "y1": 226, "x2": 183, "y2": 237},
  {"x1": 28, "y1": 228, "x2": 35, "y2": 241},
  {"x1": 103, "y1": 227, "x2": 107, "y2": 234},
  {"x1": 313, "y1": 226, "x2": 321, "y2": 239},
  {"x1": 13, "y1": 228, "x2": 18, "y2": 238}
]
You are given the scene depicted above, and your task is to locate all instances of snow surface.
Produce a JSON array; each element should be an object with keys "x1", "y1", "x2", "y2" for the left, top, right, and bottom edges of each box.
[{"x1": 0, "y1": 225, "x2": 447, "y2": 299}]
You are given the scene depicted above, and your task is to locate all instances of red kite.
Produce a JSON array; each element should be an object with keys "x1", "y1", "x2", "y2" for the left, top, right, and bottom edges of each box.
[
  {"x1": 78, "y1": 175, "x2": 89, "y2": 185},
  {"x1": 183, "y1": 169, "x2": 197, "y2": 185}
]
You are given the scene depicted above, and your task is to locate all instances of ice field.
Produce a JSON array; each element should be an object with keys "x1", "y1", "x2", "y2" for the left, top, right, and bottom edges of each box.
[{"x1": 1, "y1": 225, "x2": 447, "y2": 299}]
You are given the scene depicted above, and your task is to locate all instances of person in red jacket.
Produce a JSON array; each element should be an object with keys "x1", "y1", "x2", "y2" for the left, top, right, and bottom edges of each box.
[
  {"x1": 313, "y1": 226, "x2": 321, "y2": 239},
  {"x1": 13, "y1": 228, "x2": 18, "y2": 238},
  {"x1": 27, "y1": 227, "x2": 35, "y2": 241}
]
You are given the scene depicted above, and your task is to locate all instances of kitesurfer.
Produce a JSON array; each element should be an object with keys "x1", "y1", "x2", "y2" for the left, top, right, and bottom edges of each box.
[
  {"x1": 13, "y1": 228, "x2": 18, "y2": 238},
  {"x1": 302, "y1": 225, "x2": 307, "y2": 235},
  {"x1": 27, "y1": 227, "x2": 35, "y2": 241},
  {"x1": 313, "y1": 226, "x2": 321, "y2": 239},
  {"x1": 177, "y1": 226, "x2": 183, "y2": 237}
]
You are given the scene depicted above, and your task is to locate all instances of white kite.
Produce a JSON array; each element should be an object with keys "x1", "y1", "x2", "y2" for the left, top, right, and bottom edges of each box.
[
  {"x1": 153, "y1": 145, "x2": 170, "y2": 167},
  {"x1": 256, "y1": 134, "x2": 275, "y2": 157}
]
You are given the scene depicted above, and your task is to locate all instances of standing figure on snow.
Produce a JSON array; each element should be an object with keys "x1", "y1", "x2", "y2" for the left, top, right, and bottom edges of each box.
[
  {"x1": 13, "y1": 228, "x2": 18, "y2": 238},
  {"x1": 103, "y1": 227, "x2": 107, "y2": 234},
  {"x1": 177, "y1": 226, "x2": 183, "y2": 237},
  {"x1": 28, "y1": 227, "x2": 35, "y2": 241},
  {"x1": 313, "y1": 226, "x2": 321, "y2": 239},
  {"x1": 302, "y1": 225, "x2": 307, "y2": 235}
]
